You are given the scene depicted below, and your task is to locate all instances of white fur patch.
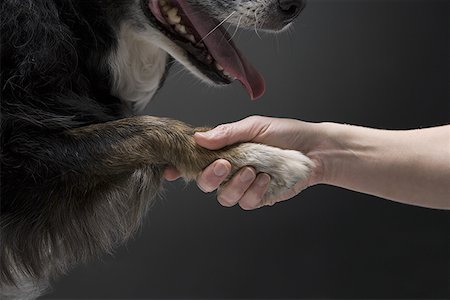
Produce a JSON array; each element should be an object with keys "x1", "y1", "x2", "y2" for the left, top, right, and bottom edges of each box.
[
  {"x1": 109, "y1": 20, "x2": 219, "y2": 112},
  {"x1": 228, "y1": 143, "x2": 314, "y2": 201},
  {"x1": 109, "y1": 23, "x2": 168, "y2": 112}
]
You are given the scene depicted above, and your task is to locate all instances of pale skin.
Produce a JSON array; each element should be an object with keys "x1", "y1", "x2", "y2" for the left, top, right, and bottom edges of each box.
[{"x1": 164, "y1": 116, "x2": 450, "y2": 210}]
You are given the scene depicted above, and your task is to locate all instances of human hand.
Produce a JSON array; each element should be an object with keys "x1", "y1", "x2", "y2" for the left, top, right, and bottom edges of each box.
[
  {"x1": 193, "y1": 116, "x2": 324, "y2": 210},
  {"x1": 167, "y1": 116, "x2": 450, "y2": 210}
]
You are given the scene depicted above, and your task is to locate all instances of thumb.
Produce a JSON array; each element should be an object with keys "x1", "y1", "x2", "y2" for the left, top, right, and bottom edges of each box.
[
  {"x1": 194, "y1": 124, "x2": 235, "y2": 150},
  {"x1": 194, "y1": 116, "x2": 269, "y2": 150}
]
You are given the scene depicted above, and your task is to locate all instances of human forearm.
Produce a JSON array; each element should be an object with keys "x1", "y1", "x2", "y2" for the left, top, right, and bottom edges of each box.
[
  {"x1": 192, "y1": 116, "x2": 449, "y2": 210},
  {"x1": 317, "y1": 123, "x2": 450, "y2": 209}
]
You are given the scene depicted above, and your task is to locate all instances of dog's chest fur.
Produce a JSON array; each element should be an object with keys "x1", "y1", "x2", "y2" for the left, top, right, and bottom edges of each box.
[{"x1": 109, "y1": 23, "x2": 169, "y2": 112}]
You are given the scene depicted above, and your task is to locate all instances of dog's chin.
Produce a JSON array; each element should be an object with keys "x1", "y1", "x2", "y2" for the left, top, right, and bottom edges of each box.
[{"x1": 141, "y1": 0, "x2": 267, "y2": 99}]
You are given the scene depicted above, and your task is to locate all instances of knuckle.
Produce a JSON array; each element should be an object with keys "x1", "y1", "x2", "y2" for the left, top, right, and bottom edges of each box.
[
  {"x1": 215, "y1": 124, "x2": 230, "y2": 136},
  {"x1": 224, "y1": 177, "x2": 250, "y2": 199},
  {"x1": 197, "y1": 169, "x2": 224, "y2": 192},
  {"x1": 245, "y1": 115, "x2": 261, "y2": 123}
]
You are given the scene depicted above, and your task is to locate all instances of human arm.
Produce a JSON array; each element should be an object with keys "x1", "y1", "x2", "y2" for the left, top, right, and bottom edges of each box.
[{"x1": 192, "y1": 116, "x2": 450, "y2": 210}]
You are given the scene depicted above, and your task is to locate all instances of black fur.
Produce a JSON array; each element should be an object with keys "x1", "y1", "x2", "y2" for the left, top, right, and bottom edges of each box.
[
  {"x1": 1, "y1": 1, "x2": 228, "y2": 295},
  {"x1": 0, "y1": 0, "x2": 152, "y2": 292},
  {"x1": 0, "y1": 0, "x2": 306, "y2": 297}
]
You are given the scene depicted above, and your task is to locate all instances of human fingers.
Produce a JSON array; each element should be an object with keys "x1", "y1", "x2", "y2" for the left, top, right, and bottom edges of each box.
[
  {"x1": 216, "y1": 167, "x2": 256, "y2": 207},
  {"x1": 194, "y1": 116, "x2": 272, "y2": 150},
  {"x1": 196, "y1": 159, "x2": 231, "y2": 192},
  {"x1": 163, "y1": 166, "x2": 181, "y2": 181},
  {"x1": 261, "y1": 178, "x2": 309, "y2": 206},
  {"x1": 238, "y1": 173, "x2": 271, "y2": 210},
  {"x1": 237, "y1": 174, "x2": 307, "y2": 210}
]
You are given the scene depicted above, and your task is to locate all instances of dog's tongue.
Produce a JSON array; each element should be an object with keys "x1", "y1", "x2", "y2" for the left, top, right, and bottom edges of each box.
[{"x1": 177, "y1": 1, "x2": 265, "y2": 99}]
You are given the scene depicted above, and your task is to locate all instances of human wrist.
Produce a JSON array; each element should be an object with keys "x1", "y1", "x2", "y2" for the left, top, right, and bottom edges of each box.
[
  {"x1": 311, "y1": 122, "x2": 401, "y2": 193},
  {"x1": 289, "y1": 121, "x2": 338, "y2": 186},
  {"x1": 306, "y1": 122, "x2": 371, "y2": 186}
]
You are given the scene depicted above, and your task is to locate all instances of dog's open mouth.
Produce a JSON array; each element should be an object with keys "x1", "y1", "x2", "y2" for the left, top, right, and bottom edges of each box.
[{"x1": 147, "y1": 0, "x2": 265, "y2": 99}]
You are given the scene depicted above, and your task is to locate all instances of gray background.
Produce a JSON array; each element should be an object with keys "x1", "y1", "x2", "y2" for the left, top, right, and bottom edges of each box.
[{"x1": 45, "y1": 0, "x2": 450, "y2": 298}]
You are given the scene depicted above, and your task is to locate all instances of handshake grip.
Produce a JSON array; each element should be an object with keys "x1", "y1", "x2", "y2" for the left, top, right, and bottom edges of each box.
[
  {"x1": 159, "y1": 119, "x2": 314, "y2": 202},
  {"x1": 70, "y1": 116, "x2": 314, "y2": 202}
]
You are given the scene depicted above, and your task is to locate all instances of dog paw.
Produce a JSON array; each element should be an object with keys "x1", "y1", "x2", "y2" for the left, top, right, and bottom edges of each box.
[{"x1": 225, "y1": 143, "x2": 314, "y2": 202}]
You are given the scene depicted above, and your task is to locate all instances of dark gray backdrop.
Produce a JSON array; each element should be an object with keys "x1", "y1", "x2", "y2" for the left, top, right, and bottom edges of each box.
[{"x1": 44, "y1": 0, "x2": 450, "y2": 298}]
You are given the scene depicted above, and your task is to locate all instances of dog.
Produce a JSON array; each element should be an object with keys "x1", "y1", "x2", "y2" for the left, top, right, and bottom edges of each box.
[{"x1": 0, "y1": 0, "x2": 310, "y2": 298}]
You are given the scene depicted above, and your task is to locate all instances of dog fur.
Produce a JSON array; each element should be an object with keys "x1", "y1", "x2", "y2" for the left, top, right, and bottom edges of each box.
[{"x1": 0, "y1": 0, "x2": 308, "y2": 298}]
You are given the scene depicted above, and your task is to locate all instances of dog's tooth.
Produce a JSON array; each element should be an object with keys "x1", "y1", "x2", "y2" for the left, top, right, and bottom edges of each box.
[
  {"x1": 167, "y1": 7, "x2": 181, "y2": 24},
  {"x1": 223, "y1": 71, "x2": 231, "y2": 77},
  {"x1": 159, "y1": 0, "x2": 168, "y2": 5},
  {"x1": 215, "y1": 62, "x2": 224, "y2": 71},
  {"x1": 186, "y1": 34, "x2": 196, "y2": 43},
  {"x1": 167, "y1": 7, "x2": 178, "y2": 15},
  {"x1": 162, "y1": 5, "x2": 171, "y2": 13},
  {"x1": 175, "y1": 24, "x2": 187, "y2": 34},
  {"x1": 206, "y1": 55, "x2": 213, "y2": 63}
]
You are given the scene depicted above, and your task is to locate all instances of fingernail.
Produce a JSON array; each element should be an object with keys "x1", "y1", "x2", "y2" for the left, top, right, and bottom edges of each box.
[
  {"x1": 240, "y1": 168, "x2": 255, "y2": 183},
  {"x1": 213, "y1": 163, "x2": 228, "y2": 177},
  {"x1": 256, "y1": 174, "x2": 270, "y2": 187}
]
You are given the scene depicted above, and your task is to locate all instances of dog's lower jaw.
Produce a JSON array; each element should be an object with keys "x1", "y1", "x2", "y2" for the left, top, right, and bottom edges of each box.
[{"x1": 109, "y1": 21, "x2": 228, "y2": 113}]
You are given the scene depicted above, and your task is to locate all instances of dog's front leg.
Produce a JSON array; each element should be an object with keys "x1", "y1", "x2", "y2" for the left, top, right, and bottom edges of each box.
[
  {"x1": 2, "y1": 116, "x2": 205, "y2": 295},
  {"x1": 2, "y1": 115, "x2": 313, "y2": 294},
  {"x1": 71, "y1": 115, "x2": 315, "y2": 201},
  {"x1": 68, "y1": 115, "x2": 314, "y2": 203}
]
